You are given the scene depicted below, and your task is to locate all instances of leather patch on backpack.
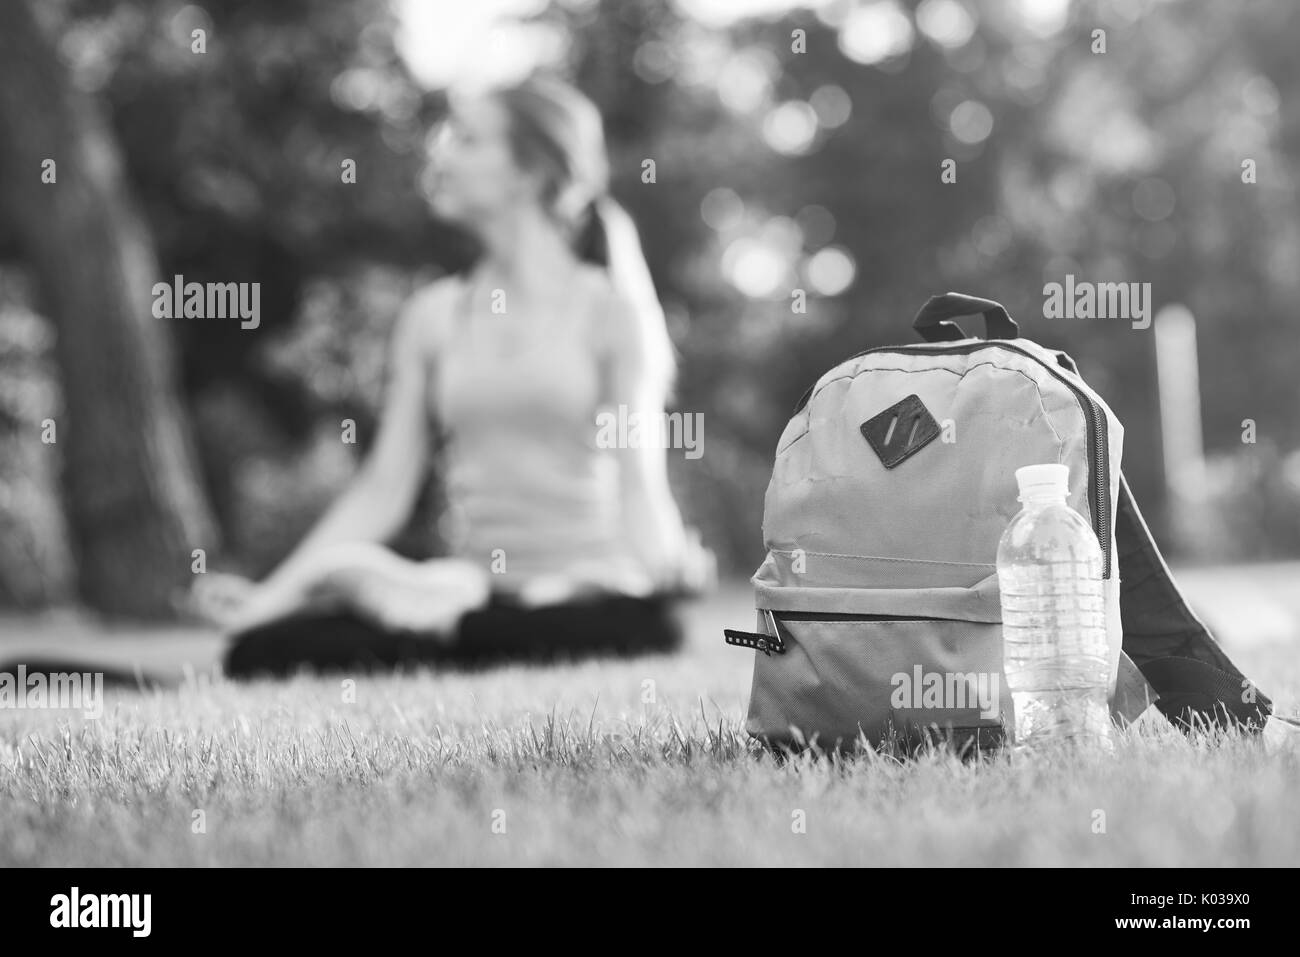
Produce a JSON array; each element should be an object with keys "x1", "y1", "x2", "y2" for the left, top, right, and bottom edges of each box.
[{"x1": 860, "y1": 394, "x2": 940, "y2": 469}]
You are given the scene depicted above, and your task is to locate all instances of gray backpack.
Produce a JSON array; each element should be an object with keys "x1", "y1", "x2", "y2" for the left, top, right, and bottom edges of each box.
[{"x1": 725, "y1": 293, "x2": 1271, "y2": 752}]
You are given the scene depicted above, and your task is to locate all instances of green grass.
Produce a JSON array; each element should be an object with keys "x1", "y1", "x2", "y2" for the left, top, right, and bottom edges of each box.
[{"x1": 2, "y1": 585, "x2": 1300, "y2": 866}]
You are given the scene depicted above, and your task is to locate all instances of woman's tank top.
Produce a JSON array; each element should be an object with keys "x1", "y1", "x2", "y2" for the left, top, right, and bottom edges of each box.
[{"x1": 426, "y1": 271, "x2": 653, "y2": 598}]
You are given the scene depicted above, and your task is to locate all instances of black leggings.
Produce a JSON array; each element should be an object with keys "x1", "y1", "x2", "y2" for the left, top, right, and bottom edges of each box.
[{"x1": 223, "y1": 592, "x2": 684, "y2": 680}]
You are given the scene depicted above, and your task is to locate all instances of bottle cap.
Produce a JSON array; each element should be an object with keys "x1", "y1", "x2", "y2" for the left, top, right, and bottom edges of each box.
[{"x1": 1015, "y1": 463, "x2": 1069, "y2": 501}]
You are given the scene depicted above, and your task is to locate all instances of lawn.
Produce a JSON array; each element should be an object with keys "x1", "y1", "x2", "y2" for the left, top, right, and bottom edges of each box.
[{"x1": 2, "y1": 574, "x2": 1299, "y2": 867}]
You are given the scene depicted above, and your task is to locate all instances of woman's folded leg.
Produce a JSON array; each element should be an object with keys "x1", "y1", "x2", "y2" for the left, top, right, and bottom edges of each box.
[
  {"x1": 223, "y1": 613, "x2": 447, "y2": 679},
  {"x1": 450, "y1": 592, "x2": 685, "y2": 666},
  {"x1": 223, "y1": 591, "x2": 686, "y2": 679},
  {"x1": 221, "y1": 550, "x2": 493, "y2": 679}
]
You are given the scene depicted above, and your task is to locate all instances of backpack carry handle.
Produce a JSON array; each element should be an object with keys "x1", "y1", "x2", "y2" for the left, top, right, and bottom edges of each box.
[{"x1": 913, "y1": 292, "x2": 1019, "y2": 342}]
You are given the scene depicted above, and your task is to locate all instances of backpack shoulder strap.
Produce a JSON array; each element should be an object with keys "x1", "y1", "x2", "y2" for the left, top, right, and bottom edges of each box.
[
  {"x1": 1141, "y1": 656, "x2": 1270, "y2": 731},
  {"x1": 1116, "y1": 470, "x2": 1272, "y2": 732}
]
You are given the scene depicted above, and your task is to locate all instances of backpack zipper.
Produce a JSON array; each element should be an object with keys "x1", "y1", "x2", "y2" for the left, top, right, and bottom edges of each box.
[
  {"x1": 799, "y1": 341, "x2": 1112, "y2": 578},
  {"x1": 726, "y1": 611, "x2": 967, "y2": 655}
]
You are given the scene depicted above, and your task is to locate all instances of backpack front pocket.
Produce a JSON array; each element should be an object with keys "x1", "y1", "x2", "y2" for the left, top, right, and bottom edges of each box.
[{"x1": 741, "y1": 612, "x2": 1008, "y2": 752}]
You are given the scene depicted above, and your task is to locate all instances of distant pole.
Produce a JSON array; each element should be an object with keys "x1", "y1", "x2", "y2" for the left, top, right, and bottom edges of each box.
[{"x1": 1153, "y1": 304, "x2": 1210, "y2": 558}]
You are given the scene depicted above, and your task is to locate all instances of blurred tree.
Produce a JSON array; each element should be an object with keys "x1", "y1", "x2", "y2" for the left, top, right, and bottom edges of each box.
[
  {"x1": 0, "y1": 0, "x2": 215, "y2": 617},
  {"x1": 0, "y1": 269, "x2": 74, "y2": 607}
]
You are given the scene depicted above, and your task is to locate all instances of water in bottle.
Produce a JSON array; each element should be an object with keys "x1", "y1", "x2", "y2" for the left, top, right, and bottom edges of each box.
[{"x1": 996, "y1": 464, "x2": 1112, "y2": 750}]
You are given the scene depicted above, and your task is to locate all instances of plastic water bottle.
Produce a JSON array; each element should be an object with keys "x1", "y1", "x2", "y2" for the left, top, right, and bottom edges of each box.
[{"x1": 996, "y1": 464, "x2": 1112, "y2": 750}]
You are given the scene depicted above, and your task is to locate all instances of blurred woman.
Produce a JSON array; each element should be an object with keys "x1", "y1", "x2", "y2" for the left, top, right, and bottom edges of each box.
[{"x1": 196, "y1": 75, "x2": 712, "y2": 677}]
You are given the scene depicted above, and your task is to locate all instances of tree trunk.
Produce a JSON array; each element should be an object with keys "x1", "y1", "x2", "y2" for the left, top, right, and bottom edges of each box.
[{"x1": 0, "y1": 1, "x2": 217, "y2": 618}]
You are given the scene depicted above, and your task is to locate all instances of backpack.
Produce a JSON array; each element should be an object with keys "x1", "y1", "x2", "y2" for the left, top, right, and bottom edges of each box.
[{"x1": 724, "y1": 292, "x2": 1272, "y2": 752}]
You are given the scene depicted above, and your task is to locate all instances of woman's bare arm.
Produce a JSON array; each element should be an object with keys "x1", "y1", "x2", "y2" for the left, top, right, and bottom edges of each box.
[
  {"x1": 271, "y1": 291, "x2": 436, "y2": 567},
  {"x1": 208, "y1": 286, "x2": 443, "y2": 629}
]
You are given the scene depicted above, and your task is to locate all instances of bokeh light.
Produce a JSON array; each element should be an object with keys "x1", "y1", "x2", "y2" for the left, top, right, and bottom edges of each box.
[
  {"x1": 762, "y1": 100, "x2": 819, "y2": 154},
  {"x1": 949, "y1": 99, "x2": 994, "y2": 144},
  {"x1": 916, "y1": 0, "x2": 976, "y2": 49},
  {"x1": 805, "y1": 246, "x2": 857, "y2": 295},
  {"x1": 838, "y1": 1, "x2": 915, "y2": 66}
]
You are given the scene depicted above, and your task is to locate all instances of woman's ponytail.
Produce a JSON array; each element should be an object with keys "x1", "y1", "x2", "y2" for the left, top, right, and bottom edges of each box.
[{"x1": 575, "y1": 197, "x2": 677, "y2": 403}]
